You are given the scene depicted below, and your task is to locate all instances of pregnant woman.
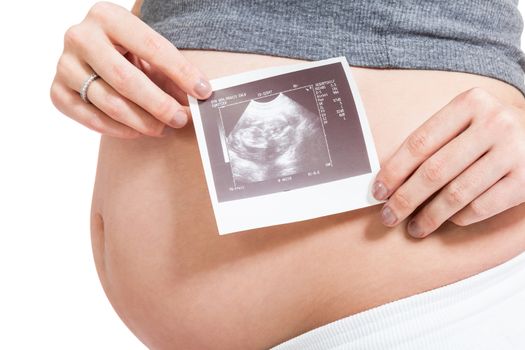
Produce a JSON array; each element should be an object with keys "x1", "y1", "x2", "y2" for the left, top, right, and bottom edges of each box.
[{"x1": 50, "y1": 1, "x2": 525, "y2": 349}]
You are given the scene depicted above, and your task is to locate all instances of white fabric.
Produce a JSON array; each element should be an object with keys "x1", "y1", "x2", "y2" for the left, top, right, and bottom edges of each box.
[{"x1": 272, "y1": 250, "x2": 525, "y2": 350}]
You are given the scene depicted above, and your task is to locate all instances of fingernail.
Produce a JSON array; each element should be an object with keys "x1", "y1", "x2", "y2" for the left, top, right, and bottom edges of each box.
[
  {"x1": 381, "y1": 205, "x2": 397, "y2": 226},
  {"x1": 169, "y1": 110, "x2": 188, "y2": 128},
  {"x1": 372, "y1": 180, "x2": 388, "y2": 200},
  {"x1": 194, "y1": 78, "x2": 212, "y2": 99},
  {"x1": 407, "y1": 220, "x2": 424, "y2": 238}
]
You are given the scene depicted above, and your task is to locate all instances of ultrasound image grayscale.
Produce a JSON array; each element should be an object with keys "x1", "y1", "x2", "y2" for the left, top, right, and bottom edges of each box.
[
  {"x1": 200, "y1": 61, "x2": 373, "y2": 203},
  {"x1": 223, "y1": 91, "x2": 330, "y2": 184}
]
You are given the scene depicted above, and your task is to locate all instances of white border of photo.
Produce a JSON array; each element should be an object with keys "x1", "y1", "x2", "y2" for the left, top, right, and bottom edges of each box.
[{"x1": 189, "y1": 57, "x2": 383, "y2": 235}]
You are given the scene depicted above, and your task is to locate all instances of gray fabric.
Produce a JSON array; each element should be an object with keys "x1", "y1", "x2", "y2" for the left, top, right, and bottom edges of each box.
[{"x1": 141, "y1": 0, "x2": 525, "y2": 95}]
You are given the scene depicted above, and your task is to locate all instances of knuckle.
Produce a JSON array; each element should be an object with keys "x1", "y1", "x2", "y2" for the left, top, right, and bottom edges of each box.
[
  {"x1": 176, "y1": 60, "x2": 196, "y2": 81},
  {"x1": 392, "y1": 189, "x2": 411, "y2": 211},
  {"x1": 142, "y1": 34, "x2": 165, "y2": 61},
  {"x1": 462, "y1": 87, "x2": 492, "y2": 107},
  {"x1": 469, "y1": 199, "x2": 489, "y2": 219},
  {"x1": 56, "y1": 54, "x2": 66, "y2": 71},
  {"x1": 421, "y1": 157, "x2": 444, "y2": 184},
  {"x1": 152, "y1": 95, "x2": 175, "y2": 122},
  {"x1": 489, "y1": 109, "x2": 518, "y2": 132},
  {"x1": 418, "y1": 209, "x2": 438, "y2": 231},
  {"x1": 88, "y1": 1, "x2": 114, "y2": 22},
  {"x1": 450, "y1": 215, "x2": 469, "y2": 227},
  {"x1": 55, "y1": 54, "x2": 69, "y2": 78},
  {"x1": 461, "y1": 87, "x2": 501, "y2": 121},
  {"x1": 64, "y1": 25, "x2": 83, "y2": 47},
  {"x1": 110, "y1": 63, "x2": 134, "y2": 93},
  {"x1": 50, "y1": 82, "x2": 64, "y2": 109},
  {"x1": 444, "y1": 181, "x2": 467, "y2": 206},
  {"x1": 406, "y1": 131, "x2": 430, "y2": 158}
]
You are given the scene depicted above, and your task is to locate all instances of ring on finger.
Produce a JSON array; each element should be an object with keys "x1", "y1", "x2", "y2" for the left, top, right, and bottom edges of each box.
[{"x1": 80, "y1": 72, "x2": 100, "y2": 103}]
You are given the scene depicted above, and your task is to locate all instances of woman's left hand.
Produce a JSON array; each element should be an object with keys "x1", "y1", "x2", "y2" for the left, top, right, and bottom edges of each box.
[{"x1": 372, "y1": 87, "x2": 525, "y2": 238}]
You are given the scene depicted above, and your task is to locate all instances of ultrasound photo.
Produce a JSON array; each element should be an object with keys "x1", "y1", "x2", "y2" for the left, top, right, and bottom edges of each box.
[
  {"x1": 189, "y1": 57, "x2": 381, "y2": 234},
  {"x1": 222, "y1": 90, "x2": 330, "y2": 184}
]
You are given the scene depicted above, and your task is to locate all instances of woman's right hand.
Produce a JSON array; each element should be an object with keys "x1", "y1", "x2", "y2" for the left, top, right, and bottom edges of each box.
[{"x1": 50, "y1": 1, "x2": 212, "y2": 138}]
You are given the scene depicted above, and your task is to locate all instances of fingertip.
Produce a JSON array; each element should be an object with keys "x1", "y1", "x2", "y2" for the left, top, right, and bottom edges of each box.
[
  {"x1": 372, "y1": 180, "x2": 389, "y2": 200},
  {"x1": 407, "y1": 220, "x2": 426, "y2": 238},
  {"x1": 194, "y1": 78, "x2": 212, "y2": 100},
  {"x1": 380, "y1": 205, "x2": 398, "y2": 226},
  {"x1": 185, "y1": 107, "x2": 193, "y2": 122},
  {"x1": 168, "y1": 110, "x2": 188, "y2": 128}
]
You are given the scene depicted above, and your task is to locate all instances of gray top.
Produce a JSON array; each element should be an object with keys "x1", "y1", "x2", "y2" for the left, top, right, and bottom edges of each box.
[{"x1": 141, "y1": 0, "x2": 525, "y2": 95}]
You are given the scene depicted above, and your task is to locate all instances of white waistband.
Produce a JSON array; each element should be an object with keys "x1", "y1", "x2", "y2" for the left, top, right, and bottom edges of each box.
[{"x1": 272, "y1": 250, "x2": 525, "y2": 350}]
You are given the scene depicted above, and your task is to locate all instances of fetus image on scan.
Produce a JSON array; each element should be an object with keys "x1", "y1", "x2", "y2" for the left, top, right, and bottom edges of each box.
[{"x1": 224, "y1": 92, "x2": 330, "y2": 184}]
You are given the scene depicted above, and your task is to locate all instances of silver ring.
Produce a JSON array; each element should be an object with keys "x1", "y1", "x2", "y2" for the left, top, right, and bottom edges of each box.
[{"x1": 80, "y1": 73, "x2": 99, "y2": 103}]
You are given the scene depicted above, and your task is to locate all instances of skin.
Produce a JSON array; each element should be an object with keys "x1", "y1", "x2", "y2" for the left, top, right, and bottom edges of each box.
[
  {"x1": 50, "y1": 0, "x2": 525, "y2": 238},
  {"x1": 374, "y1": 88, "x2": 525, "y2": 237},
  {"x1": 50, "y1": 1, "x2": 211, "y2": 138},
  {"x1": 89, "y1": 61, "x2": 525, "y2": 349},
  {"x1": 51, "y1": 1, "x2": 525, "y2": 238},
  {"x1": 51, "y1": 1, "x2": 525, "y2": 348}
]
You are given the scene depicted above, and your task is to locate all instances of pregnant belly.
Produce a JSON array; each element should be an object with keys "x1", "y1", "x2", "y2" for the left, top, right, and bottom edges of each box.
[{"x1": 90, "y1": 50, "x2": 525, "y2": 350}]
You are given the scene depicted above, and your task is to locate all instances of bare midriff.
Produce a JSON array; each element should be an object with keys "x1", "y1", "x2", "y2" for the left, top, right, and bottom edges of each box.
[{"x1": 90, "y1": 51, "x2": 525, "y2": 350}]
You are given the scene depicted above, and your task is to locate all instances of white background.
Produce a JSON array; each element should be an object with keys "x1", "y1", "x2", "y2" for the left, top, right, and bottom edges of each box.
[
  {"x1": 1, "y1": 1, "x2": 525, "y2": 349},
  {"x1": 1, "y1": 1, "x2": 145, "y2": 349}
]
